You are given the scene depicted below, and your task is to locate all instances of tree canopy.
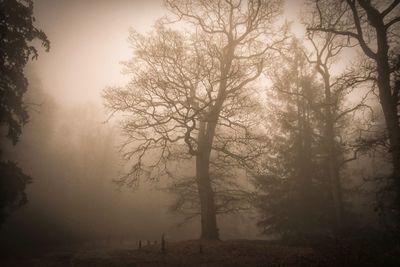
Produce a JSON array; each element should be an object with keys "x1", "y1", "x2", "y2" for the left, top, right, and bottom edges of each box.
[
  {"x1": 1, "y1": 0, "x2": 49, "y2": 144},
  {"x1": 104, "y1": 0, "x2": 287, "y2": 239},
  {"x1": 0, "y1": 0, "x2": 49, "y2": 225}
]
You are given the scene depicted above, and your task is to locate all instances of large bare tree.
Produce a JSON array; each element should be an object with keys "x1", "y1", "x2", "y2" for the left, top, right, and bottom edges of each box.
[
  {"x1": 104, "y1": 0, "x2": 286, "y2": 239},
  {"x1": 307, "y1": 0, "x2": 400, "y2": 229}
]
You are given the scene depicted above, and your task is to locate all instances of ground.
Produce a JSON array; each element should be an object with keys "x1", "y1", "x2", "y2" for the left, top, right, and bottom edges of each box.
[{"x1": 1, "y1": 239, "x2": 400, "y2": 266}]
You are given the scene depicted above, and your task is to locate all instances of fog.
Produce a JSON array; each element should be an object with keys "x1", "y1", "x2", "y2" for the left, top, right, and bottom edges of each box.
[
  {"x1": 1, "y1": 0, "x2": 398, "y2": 265},
  {"x1": 0, "y1": 71, "x2": 262, "y2": 244},
  {"x1": 1, "y1": 0, "x2": 276, "y2": 248}
]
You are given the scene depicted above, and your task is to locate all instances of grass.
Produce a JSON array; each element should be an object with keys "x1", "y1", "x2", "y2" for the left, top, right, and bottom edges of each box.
[{"x1": 1, "y1": 238, "x2": 400, "y2": 266}]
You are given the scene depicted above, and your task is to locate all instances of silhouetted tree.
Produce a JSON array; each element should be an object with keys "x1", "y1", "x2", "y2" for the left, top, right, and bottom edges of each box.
[
  {"x1": 104, "y1": 0, "x2": 286, "y2": 240},
  {"x1": 255, "y1": 39, "x2": 371, "y2": 238},
  {"x1": 255, "y1": 41, "x2": 331, "y2": 238},
  {"x1": 0, "y1": 0, "x2": 49, "y2": 225},
  {"x1": 0, "y1": 161, "x2": 31, "y2": 224},
  {"x1": 304, "y1": 24, "x2": 379, "y2": 234},
  {"x1": 1, "y1": 0, "x2": 49, "y2": 144},
  {"x1": 307, "y1": 0, "x2": 400, "y2": 230}
]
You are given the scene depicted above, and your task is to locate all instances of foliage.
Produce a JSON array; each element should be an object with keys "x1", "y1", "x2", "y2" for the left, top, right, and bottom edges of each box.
[
  {"x1": 0, "y1": 0, "x2": 49, "y2": 144},
  {"x1": 254, "y1": 42, "x2": 334, "y2": 238},
  {"x1": 0, "y1": 160, "x2": 31, "y2": 224},
  {"x1": 104, "y1": 0, "x2": 286, "y2": 238},
  {"x1": 0, "y1": 0, "x2": 49, "y2": 225},
  {"x1": 307, "y1": 0, "x2": 400, "y2": 230}
]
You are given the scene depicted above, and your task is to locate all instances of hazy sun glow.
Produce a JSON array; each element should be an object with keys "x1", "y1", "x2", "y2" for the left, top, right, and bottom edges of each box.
[{"x1": 30, "y1": 0, "x2": 313, "y2": 107}]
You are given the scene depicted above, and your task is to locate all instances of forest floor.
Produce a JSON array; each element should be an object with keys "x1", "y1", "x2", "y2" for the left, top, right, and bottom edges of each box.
[{"x1": 1, "y1": 239, "x2": 400, "y2": 267}]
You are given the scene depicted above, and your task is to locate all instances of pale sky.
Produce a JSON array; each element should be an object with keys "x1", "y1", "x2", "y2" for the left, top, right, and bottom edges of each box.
[
  {"x1": 29, "y1": 0, "x2": 305, "y2": 106},
  {"x1": 30, "y1": 0, "x2": 165, "y2": 105}
]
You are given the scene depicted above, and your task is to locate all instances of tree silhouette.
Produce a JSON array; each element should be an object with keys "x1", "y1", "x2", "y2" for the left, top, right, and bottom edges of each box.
[
  {"x1": 255, "y1": 41, "x2": 331, "y2": 238},
  {"x1": 104, "y1": 0, "x2": 286, "y2": 239},
  {"x1": 0, "y1": 0, "x2": 49, "y2": 225},
  {"x1": 307, "y1": 0, "x2": 400, "y2": 230}
]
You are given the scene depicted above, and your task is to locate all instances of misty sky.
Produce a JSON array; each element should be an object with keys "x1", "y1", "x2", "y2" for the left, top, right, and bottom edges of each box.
[
  {"x1": 3, "y1": 0, "x2": 305, "y2": 244},
  {"x1": 2, "y1": 1, "x2": 392, "y2": 256},
  {"x1": 29, "y1": 0, "x2": 304, "y2": 107}
]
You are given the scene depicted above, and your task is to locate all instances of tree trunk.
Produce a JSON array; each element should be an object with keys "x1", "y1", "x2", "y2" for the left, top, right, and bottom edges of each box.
[
  {"x1": 357, "y1": 0, "x2": 400, "y2": 225},
  {"x1": 196, "y1": 151, "x2": 219, "y2": 240},
  {"x1": 323, "y1": 73, "x2": 344, "y2": 234},
  {"x1": 195, "y1": 120, "x2": 219, "y2": 240},
  {"x1": 295, "y1": 64, "x2": 314, "y2": 230},
  {"x1": 193, "y1": 41, "x2": 234, "y2": 240},
  {"x1": 375, "y1": 31, "x2": 400, "y2": 216},
  {"x1": 314, "y1": 59, "x2": 344, "y2": 234},
  {"x1": 326, "y1": 118, "x2": 344, "y2": 234}
]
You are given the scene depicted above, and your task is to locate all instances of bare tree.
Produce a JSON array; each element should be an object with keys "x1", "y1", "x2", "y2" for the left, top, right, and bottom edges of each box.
[
  {"x1": 104, "y1": 0, "x2": 286, "y2": 240},
  {"x1": 307, "y1": 0, "x2": 400, "y2": 226},
  {"x1": 304, "y1": 30, "x2": 377, "y2": 233}
]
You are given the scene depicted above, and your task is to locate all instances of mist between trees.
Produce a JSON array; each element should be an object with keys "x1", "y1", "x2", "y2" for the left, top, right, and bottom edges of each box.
[
  {"x1": 1, "y1": 0, "x2": 400, "y2": 249},
  {"x1": 0, "y1": 69, "x2": 259, "y2": 247},
  {"x1": 102, "y1": 0, "x2": 400, "y2": 241}
]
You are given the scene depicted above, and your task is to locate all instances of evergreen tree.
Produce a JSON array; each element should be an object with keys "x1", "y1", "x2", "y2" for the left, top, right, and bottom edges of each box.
[{"x1": 255, "y1": 42, "x2": 333, "y2": 239}]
